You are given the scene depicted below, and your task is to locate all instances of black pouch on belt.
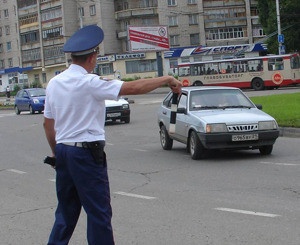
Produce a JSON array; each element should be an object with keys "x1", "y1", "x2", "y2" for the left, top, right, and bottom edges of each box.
[{"x1": 83, "y1": 141, "x2": 106, "y2": 165}]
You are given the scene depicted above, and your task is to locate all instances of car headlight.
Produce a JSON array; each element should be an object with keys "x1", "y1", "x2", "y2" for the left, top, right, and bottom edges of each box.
[
  {"x1": 33, "y1": 99, "x2": 39, "y2": 104},
  {"x1": 258, "y1": 121, "x2": 278, "y2": 130},
  {"x1": 122, "y1": 104, "x2": 129, "y2": 109},
  {"x1": 206, "y1": 123, "x2": 227, "y2": 133}
]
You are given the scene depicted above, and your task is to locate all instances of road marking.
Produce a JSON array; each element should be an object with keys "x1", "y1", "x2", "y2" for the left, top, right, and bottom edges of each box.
[
  {"x1": 0, "y1": 113, "x2": 15, "y2": 118},
  {"x1": 106, "y1": 142, "x2": 114, "y2": 146},
  {"x1": 215, "y1": 207, "x2": 280, "y2": 218},
  {"x1": 7, "y1": 169, "x2": 26, "y2": 174},
  {"x1": 133, "y1": 148, "x2": 148, "y2": 152},
  {"x1": 138, "y1": 100, "x2": 162, "y2": 105},
  {"x1": 49, "y1": 179, "x2": 56, "y2": 182},
  {"x1": 260, "y1": 161, "x2": 299, "y2": 166},
  {"x1": 114, "y1": 191, "x2": 157, "y2": 200}
]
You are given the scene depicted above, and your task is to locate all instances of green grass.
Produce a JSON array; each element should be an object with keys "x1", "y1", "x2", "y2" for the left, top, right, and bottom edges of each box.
[{"x1": 250, "y1": 93, "x2": 300, "y2": 128}]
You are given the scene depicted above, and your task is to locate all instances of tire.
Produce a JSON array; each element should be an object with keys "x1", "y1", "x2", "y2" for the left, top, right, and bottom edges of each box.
[
  {"x1": 15, "y1": 106, "x2": 21, "y2": 115},
  {"x1": 160, "y1": 125, "x2": 173, "y2": 150},
  {"x1": 193, "y1": 81, "x2": 203, "y2": 86},
  {"x1": 251, "y1": 78, "x2": 265, "y2": 91},
  {"x1": 259, "y1": 145, "x2": 273, "y2": 155},
  {"x1": 123, "y1": 116, "x2": 130, "y2": 124},
  {"x1": 189, "y1": 131, "x2": 206, "y2": 160},
  {"x1": 29, "y1": 105, "x2": 35, "y2": 114}
]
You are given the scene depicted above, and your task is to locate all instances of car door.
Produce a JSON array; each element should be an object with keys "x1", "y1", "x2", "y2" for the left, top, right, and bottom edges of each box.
[
  {"x1": 174, "y1": 93, "x2": 189, "y2": 143},
  {"x1": 18, "y1": 90, "x2": 26, "y2": 110},
  {"x1": 22, "y1": 91, "x2": 31, "y2": 110}
]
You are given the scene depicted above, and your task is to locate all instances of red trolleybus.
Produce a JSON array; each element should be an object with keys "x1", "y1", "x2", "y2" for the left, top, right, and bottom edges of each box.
[{"x1": 178, "y1": 53, "x2": 300, "y2": 90}]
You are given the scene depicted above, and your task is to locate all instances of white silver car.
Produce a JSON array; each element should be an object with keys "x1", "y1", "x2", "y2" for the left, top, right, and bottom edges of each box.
[
  {"x1": 158, "y1": 86, "x2": 279, "y2": 160},
  {"x1": 105, "y1": 98, "x2": 130, "y2": 123}
]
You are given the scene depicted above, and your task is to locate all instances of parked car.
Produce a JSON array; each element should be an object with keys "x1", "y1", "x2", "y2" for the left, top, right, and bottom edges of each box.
[
  {"x1": 14, "y1": 88, "x2": 46, "y2": 115},
  {"x1": 158, "y1": 86, "x2": 279, "y2": 160},
  {"x1": 105, "y1": 97, "x2": 130, "y2": 123}
]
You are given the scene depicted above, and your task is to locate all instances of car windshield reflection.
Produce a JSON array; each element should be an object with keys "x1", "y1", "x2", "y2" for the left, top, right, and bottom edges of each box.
[
  {"x1": 189, "y1": 89, "x2": 254, "y2": 111},
  {"x1": 29, "y1": 89, "x2": 46, "y2": 97}
]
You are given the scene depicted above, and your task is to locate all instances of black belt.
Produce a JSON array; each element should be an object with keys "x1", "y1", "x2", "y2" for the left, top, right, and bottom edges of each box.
[{"x1": 62, "y1": 141, "x2": 105, "y2": 148}]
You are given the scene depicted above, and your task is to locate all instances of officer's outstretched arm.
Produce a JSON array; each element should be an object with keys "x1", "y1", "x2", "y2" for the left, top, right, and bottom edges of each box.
[{"x1": 119, "y1": 76, "x2": 181, "y2": 96}]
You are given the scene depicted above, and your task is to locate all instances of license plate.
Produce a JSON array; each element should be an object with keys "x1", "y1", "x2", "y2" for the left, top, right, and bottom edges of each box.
[
  {"x1": 107, "y1": 112, "x2": 121, "y2": 118},
  {"x1": 232, "y1": 134, "x2": 259, "y2": 141}
]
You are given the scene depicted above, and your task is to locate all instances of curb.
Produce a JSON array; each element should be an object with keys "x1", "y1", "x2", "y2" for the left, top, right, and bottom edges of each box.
[{"x1": 279, "y1": 127, "x2": 300, "y2": 138}]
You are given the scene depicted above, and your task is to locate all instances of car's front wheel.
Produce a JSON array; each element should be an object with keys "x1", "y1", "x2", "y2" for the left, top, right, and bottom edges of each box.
[
  {"x1": 160, "y1": 125, "x2": 173, "y2": 150},
  {"x1": 259, "y1": 145, "x2": 273, "y2": 155},
  {"x1": 29, "y1": 105, "x2": 35, "y2": 114},
  {"x1": 15, "y1": 106, "x2": 21, "y2": 115},
  {"x1": 123, "y1": 116, "x2": 130, "y2": 124},
  {"x1": 189, "y1": 131, "x2": 206, "y2": 160}
]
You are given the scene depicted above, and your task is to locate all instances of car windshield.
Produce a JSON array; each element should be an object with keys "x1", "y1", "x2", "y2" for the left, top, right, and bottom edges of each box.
[
  {"x1": 28, "y1": 89, "x2": 46, "y2": 97},
  {"x1": 189, "y1": 89, "x2": 254, "y2": 111}
]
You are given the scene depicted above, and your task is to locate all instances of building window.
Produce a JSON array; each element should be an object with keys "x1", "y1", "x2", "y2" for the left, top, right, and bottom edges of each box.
[
  {"x1": 22, "y1": 48, "x2": 41, "y2": 62},
  {"x1": 42, "y1": 73, "x2": 47, "y2": 84},
  {"x1": 188, "y1": 0, "x2": 196, "y2": 4},
  {"x1": 78, "y1": 7, "x2": 84, "y2": 17},
  {"x1": 90, "y1": 5, "x2": 96, "y2": 16},
  {"x1": 0, "y1": 27, "x2": 2, "y2": 37},
  {"x1": 4, "y1": 9, "x2": 9, "y2": 18},
  {"x1": 19, "y1": 14, "x2": 38, "y2": 27},
  {"x1": 41, "y1": 7, "x2": 62, "y2": 22},
  {"x1": 206, "y1": 27, "x2": 246, "y2": 40},
  {"x1": 34, "y1": 74, "x2": 40, "y2": 83},
  {"x1": 44, "y1": 45, "x2": 64, "y2": 60},
  {"x1": 8, "y1": 58, "x2": 13, "y2": 67},
  {"x1": 7, "y1": 42, "x2": 12, "y2": 51},
  {"x1": 0, "y1": 60, "x2": 4, "y2": 69},
  {"x1": 42, "y1": 27, "x2": 63, "y2": 40},
  {"x1": 98, "y1": 63, "x2": 113, "y2": 75},
  {"x1": 189, "y1": 14, "x2": 198, "y2": 25},
  {"x1": 252, "y1": 27, "x2": 265, "y2": 37},
  {"x1": 168, "y1": 16, "x2": 178, "y2": 26},
  {"x1": 5, "y1": 25, "x2": 10, "y2": 35},
  {"x1": 167, "y1": 0, "x2": 177, "y2": 6},
  {"x1": 142, "y1": 18, "x2": 153, "y2": 25},
  {"x1": 170, "y1": 35, "x2": 179, "y2": 46},
  {"x1": 0, "y1": 44, "x2": 3, "y2": 52},
  {"x1": 190, "y1": 33, "x2": 199, "y2": 45},
  {"x1": 21, "y1": 31, "x2": 39, "y2": 44},
  {"x1": 126, "y1": 59, "x2": 157, "y2": 73}
]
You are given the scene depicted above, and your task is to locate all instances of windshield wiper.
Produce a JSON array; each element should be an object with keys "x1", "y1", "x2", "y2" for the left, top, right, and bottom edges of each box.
[
  {"x1": 194, "y1": 106, "x2": 220, "y2": 110},
  {"x1": 223, "y1": 105, "x2": 252, "y2": 109}
]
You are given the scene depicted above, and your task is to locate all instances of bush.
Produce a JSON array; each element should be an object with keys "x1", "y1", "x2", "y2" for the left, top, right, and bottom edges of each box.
[
  {"x1": 14, "y1": 84, "x2": 21, "y2": 93},
  {"x1": 31, "y1": 81, "x2": 42, "y2": 88}
]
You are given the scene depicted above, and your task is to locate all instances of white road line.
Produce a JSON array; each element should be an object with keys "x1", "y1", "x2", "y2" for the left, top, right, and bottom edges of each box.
[
  {"x1": 215, "y1": 207, "x2": 280, "y2": 218},
  {"x1": 49, "y1": 179, "x2": 56, "y2": 182},
  {"x1": 114, "y1": 191, "x2": 157, "y2": 200},
  {"x1": 260, "y1": 161, "x2": 299, "y2": 166},
  {"x1": 0, "y1": 113, "x2": 15, "y2": 118},
  {"x1": 106, "y1": 143, "x2": 114, "y2": 146},
  {"x1": 138, "y1": 100, "x2": 162, "y2": 105},
  {"x1": 132, "y1": 148, "x2": 148, "y2": 152},
  {"x1": 7, "y1": 169, "x2": 26, "y2": 174}
]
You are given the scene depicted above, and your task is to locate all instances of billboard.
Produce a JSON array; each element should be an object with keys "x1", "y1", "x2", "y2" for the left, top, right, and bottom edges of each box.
[{"x1": 128, "y1": 26, "x2": 169, "y2": 52}]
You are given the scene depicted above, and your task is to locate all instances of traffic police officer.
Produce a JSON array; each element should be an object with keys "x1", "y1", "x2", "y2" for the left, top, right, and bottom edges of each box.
[{"x1": 43, "y1": 25, "x2": 181, "y2": 245}]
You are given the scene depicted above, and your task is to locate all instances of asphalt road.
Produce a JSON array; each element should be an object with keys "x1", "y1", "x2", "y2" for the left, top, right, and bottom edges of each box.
[{"x1": 0, "y1": 89, "x2": 300, "y2": 245}]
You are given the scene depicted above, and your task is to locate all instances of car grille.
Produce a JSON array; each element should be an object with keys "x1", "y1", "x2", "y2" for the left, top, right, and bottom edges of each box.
[
  {"x1": 227, "y1": 124, "x2": 258, "y2": 132},
  {"x1": 106, "y1": 106, "x2": 122, "y2": 112}
]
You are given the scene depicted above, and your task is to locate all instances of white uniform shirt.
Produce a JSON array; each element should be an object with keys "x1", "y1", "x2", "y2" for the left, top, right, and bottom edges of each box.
[{"x1": 44, "y1": 64, "x2": 123, "y2": 143}]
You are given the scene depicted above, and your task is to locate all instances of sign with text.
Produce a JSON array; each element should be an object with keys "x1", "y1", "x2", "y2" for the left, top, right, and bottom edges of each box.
[{"x1": 128, "y1": 26, "x2": 169, "y2": 52}]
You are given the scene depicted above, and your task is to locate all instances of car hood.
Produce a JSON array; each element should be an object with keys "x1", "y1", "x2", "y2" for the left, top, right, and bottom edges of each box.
[
  {"x1": 105, "y1": 99, "x2": 128, "y2": 107},
  {"x1": 32, "y1": 96, "x2": 45, "y2": 102},
  {"x1": 190, "y1": 108, "x2": 275, "y2": 124}
]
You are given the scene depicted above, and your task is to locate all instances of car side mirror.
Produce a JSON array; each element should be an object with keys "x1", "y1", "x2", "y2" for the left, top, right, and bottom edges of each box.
[
  {"x1": 177, "y1": 107, "x2": 186, "y2": 114},
  {"x1": 23, "y1": 95, "x2": 29, "y2": 99},
  {"x1": 256, "y1": 104, "x2": 263, "y2": 110}
]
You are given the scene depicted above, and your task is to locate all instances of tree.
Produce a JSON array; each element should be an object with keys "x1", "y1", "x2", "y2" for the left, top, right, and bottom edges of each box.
[{"x1": 257, "y1": 0, "x2": 300, "y2": 54}]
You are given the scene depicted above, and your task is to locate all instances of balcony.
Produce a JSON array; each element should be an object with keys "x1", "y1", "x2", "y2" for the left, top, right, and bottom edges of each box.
[{"x1": 115, "y1": 7, "x2": 158, "y2": 20}]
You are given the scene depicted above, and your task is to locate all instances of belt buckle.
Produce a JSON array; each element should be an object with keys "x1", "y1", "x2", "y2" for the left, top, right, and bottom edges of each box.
[{"x1": 81, "y1": 142, "x2": 89, "y2": 148}]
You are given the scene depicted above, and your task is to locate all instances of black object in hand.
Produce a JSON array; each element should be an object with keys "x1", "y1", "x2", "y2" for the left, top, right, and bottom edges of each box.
[{"x1": 44, "y1": 156, "x2": 56, "y2": 167}]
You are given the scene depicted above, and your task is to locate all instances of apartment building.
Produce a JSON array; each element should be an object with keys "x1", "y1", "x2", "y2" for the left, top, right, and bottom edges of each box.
[
  {"x1": 0, "y1": 0, "x2": 24, "y2": 92},
  {"x1": 0, "y1": 0, "x2": 266, "y2": 90}
]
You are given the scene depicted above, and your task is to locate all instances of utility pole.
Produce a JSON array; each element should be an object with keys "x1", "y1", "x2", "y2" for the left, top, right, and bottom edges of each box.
[{"x1": 276, "y1": 0, "x2": 284, "y2": 54}]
